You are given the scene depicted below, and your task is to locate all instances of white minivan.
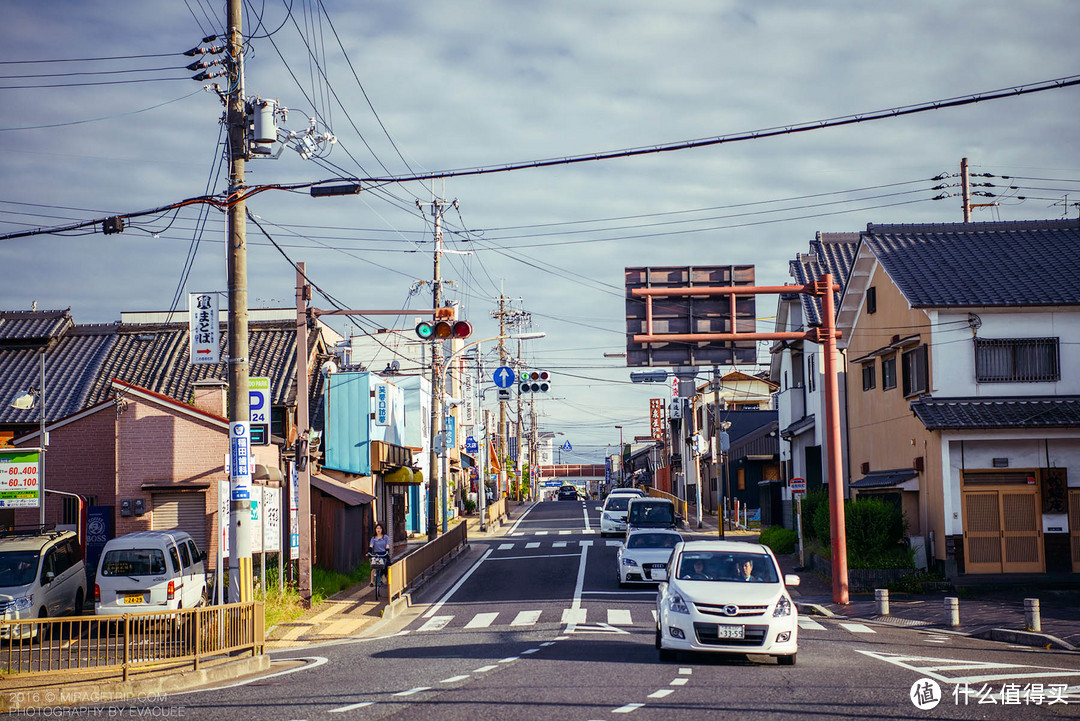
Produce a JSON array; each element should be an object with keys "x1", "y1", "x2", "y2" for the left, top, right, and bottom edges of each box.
[
  {"x1": 95, "y1": 531, "x2": 207, "y2": 615},
  {"x1": 0, "y1": 528, "x2": 87, "y2": 637}
]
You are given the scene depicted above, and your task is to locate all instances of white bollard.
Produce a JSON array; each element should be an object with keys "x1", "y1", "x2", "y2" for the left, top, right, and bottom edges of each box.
[
  {"x1": 945, "y1": 596, "x2": 960, "y2": 627},
  {"x1": 875, "y1": 588, "x2": 890, "y2": 616},
  {"x1": 1025, "y1": 598, "x2": 1042, "y2": 633}
]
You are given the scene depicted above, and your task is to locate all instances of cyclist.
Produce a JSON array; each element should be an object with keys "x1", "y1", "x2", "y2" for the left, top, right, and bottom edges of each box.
[{"x1": 368, "y1": 522, "x2": 391, "y2": 600}]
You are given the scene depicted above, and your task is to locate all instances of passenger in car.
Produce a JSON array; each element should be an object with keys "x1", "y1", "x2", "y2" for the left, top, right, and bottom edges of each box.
[{"x1": 739, "y1": 559, "x2": 761, "y2": 582}]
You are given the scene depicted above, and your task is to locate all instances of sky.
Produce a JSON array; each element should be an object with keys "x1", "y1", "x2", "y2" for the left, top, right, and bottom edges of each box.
[{"x1": 2, "y1": 1, "x2": 1079, "y2": 461}]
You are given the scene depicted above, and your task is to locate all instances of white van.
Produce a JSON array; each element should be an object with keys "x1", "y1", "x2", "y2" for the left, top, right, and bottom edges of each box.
[
  {"x1": 0, "y1": 528, "x2": 87, "y2": 637},
  {"x1": 94, "y1": 531, "x2": 207, "y2": 615}
]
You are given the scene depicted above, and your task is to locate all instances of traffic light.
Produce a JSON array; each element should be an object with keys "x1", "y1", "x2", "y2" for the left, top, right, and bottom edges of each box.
[
  {"x1": 518, "y1": 370, "x2": 551, "y2": 393},
  {"x1": 415, "y1": 306, "x2": 472, "y2": 340}
]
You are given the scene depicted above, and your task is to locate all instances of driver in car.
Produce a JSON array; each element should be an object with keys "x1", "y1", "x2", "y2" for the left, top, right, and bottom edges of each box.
[
  {"x1": 739, "y1": 559, "x2": 761, "y2": 582},
  {"x1": 682, "y1": 559, "x2": 710, "y2": 580}
]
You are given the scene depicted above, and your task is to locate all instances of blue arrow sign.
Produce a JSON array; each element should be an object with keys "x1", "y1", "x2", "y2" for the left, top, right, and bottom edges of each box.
[{"x1": 493, "y1": 366, "x2": 515, "y2": 388}]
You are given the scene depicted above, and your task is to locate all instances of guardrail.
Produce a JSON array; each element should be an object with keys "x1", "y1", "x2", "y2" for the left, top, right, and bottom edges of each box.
[
  {"x1": 485, "y1": 496, "x2": 507, "y2": 528},
  {"x1": 647, "y1": 487, "x2": 688, "y2": 521},
  {"x1": 386, "y1": 523, "x2": 468, "y2": 603},
  {"x1": 0, "y1": 602, "x2": 264, "y2": 681}
]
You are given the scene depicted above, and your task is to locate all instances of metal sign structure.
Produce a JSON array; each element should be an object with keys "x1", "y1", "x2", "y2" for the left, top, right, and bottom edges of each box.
[
  {"x1": 0, "y1": 449, "x2": 40, "y2": 509},
  {"x1": 625, "y1": 266, "x2": 757, "y2": 367}
]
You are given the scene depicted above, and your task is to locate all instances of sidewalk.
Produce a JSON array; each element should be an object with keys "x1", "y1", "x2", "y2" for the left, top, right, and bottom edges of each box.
[{"x1": 264, "y1": 502, "x2": 527, "y2": 650}]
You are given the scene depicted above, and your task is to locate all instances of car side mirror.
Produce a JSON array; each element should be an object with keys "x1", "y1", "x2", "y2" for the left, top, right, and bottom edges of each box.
[
  {"x1": 784, "y1": 574, "x2": 801, "y2": 587},
  {"x1": 652, "y1": 568, "x2": 669, "y2": 582},
  {"x1": 200, "y1": 551, "x2": 208, "y2": 562},
  {"x1": 44, "y1": 571, "x2": 55, "y2": 584}
]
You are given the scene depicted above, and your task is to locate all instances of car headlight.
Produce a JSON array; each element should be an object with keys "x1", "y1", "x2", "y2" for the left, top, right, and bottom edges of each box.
[
  {"x1": 668, "y1": 592, "x2": 690, "y2": 615},
  {"x1": 773, "y1": 595, "x2": 792, "y2": 617},
  {"x1": 622, "y1": 557, "x2": 638, "y2": 567},
  {"x1": 603, "y1": 513, "x2": 613, "y2": 521},
  {"x1": 12, "y1": 595, "x2": 33, "y2": 611}
]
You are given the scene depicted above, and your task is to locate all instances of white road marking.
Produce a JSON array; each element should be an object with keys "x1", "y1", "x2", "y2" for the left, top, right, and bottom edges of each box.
[
  {"x1": 555, "y1": 635, "x2": 569, "y2": 640},
  {"x1": 567, "y1": 622, "x2": 630, "y2": 635},
  {"x1": 486, "y1": 553, "x2": 581, "y2": 561},
  {"x1": 329, "y1": 701, "x2": 374, "y2": 713},
  {"x1": 613, "y1": 703, "x2": 644, "y2": 713},
  {"x1": 607, "y1": 609, "x2": 633, "y2": 626},
  {"x1": 797, "y1": 617, "x2": 825, "y2": 630},
  {"x1": 839, "y1": 622, "x2": 875, "y2": 634},
  {"x1": 579, "y1": 539, "x2": 594, "y2": 547},
  {"x1": 553, "y1": 541, "x2": 567, "y2": 548},
  {"x1": 671, "y1": 678, "x2": 688, "y2": 686},
  {"x1": 506, "y1": 503, "x2": 538, "y2": 534},
  {"x1": 171, "y1": 656, "x2": 329, "y2": 694},
  {"x1": 473, "y1": 665, "x2": 497, "y2": 673},
  {"x1": 511, "y1": 610, "x2": 542, "y2": 626},
  {"x1": 540, "y1": 642, "x2": 555, "y2": 646},
  {"x1": 536, "y1": 531, "x2": 549, "y2": 536},
  {"x1": 418, "y1": 616, "x2": 453, "y2": 632},
  {"x1": 606, "y1": 540, "x2": 623, "y2": 547},
  {"x1": 498, "y1": 656, "x2": 519, "y2": 663},
  {"x1": 423, "y1": 548, "x2": 493, "y2": 618},
  {"x1": 648, "y1": 689, "x2": 674, "y2": 699},
  {"x1": 394, "y1": 687, "x2": 430, "y2": 697},
  {"x1": 582, "y1": 503, "x2": 592, "y2": 531},
  {"x1": 559, "y1": 530, "x2": 573, "y2": 535},
  {"x1": 582, "y1": 529, "x2": 597, "y2": 534},
  {"x1": 525, "y1": 542, "x2": 540, "y2": 549},
  {"x1": 857, "y1": 649, "x2": 1080, "y2": 686},
  {"x1": 567, "y1": 542, "x2": 590, "y2": 632},
  {"x1": 562, "y1": 608, "x2": 588, "y2": 625},
  {"x1": 465, "y1": 612, "x2": 498, "y2": 629},
  {"x1": 498, "y1": 543, "x2": 514, "y2": 550},
  {"x1": 440, "y1": 675, "x2": 470, "y2": 684},
  {"x1": 522, "y1": 648, "x2": 539, "y2": 655},
  {"x1": 678, "y1": 667, "x2": 692, "y2": 675}
]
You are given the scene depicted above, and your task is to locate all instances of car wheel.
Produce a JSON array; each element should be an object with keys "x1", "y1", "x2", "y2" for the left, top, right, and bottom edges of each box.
[
  {"x1": 656, "y1": 626, "x2": 676, "y2": 662},
  {"x1": 777, "y1": 654, "x2": 796, "y2": 666}
]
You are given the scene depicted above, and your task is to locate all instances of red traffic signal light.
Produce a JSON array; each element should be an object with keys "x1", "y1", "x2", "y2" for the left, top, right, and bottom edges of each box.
[{"x1": 452, "y1": 320, "x2": 472, "y2": 339}]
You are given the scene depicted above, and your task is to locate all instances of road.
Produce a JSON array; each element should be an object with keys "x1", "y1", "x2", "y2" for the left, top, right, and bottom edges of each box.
[{"x1": 56, "y1": 500, "x2": 1080, "y2": 719}]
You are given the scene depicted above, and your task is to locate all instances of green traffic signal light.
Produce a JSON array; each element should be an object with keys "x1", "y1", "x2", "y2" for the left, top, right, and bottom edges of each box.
[{"x1": 415, "y1": 321, "x2": 435, "y2": 340}]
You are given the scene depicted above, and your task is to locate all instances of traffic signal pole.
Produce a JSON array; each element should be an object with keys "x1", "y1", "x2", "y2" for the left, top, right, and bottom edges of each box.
[{"x1": 418, "y1": 198, "x2": 449, "y2": 540}]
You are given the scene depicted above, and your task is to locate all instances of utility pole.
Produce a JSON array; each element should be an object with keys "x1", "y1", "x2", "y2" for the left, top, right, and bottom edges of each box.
[
  {"x1": 529, "y1": 394, "x2": 538, "y2": 501},
  {"x1": 225, "y1": 0, "x2": 253, "y2": 604},
  {"x1": 514, "y1": 336, "x2": 525, "y2": 501},
  {"x1": 494, "y1": 294, "x2": 508, "y2": 500},
  {"x1": 419, "y1": 198, "x2": 451, "y2": 539},
  {"x1": 961, "y1": 157, "x2": 972, "y2": 222},
  {"x1": 294, "y1": 264, "x2": 313, "y2": 606}
]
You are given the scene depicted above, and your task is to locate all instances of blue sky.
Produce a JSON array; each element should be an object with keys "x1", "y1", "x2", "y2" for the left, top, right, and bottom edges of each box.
[{"x1": 2, "y1": 1, "x2": 1079, "y2": 458}]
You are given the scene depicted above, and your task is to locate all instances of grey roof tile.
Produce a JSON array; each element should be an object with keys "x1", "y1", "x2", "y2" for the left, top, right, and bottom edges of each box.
[
  {"x1": 862, "y1": 218, "x2": 1080, "y2": 308},
  {"x1": 911, "y1": 396, "x2": 1080, "y2": 430},
  {"x1": 0, "y1": 309, "x2": 72, "y2": 345},
  {"x1": 789, "y1": 233, "x2": 858, "y2": 325},
  {"x1": 850, "y1": 468, "x2": 917, "y2": 488}
]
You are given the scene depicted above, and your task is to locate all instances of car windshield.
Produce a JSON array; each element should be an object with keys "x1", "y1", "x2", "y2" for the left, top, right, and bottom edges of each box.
[
  {"x1": 100, "y1": 549, "x2": 167, "y2": 577},
  {"x1": 628, "y1": 502, "x2": 675, "y2": 525},
  {"x1": 627, "y1": 533, "x2": 681, "y2": 549},
  {"x1": 676, "y1": 551, "x2": 779, "y2": 583},
  {"x1": 604, "y1": 496, "x2": 630, "y2": 511},
  {"x1": 0, "y1": 551, "x2": 40, "y2": 587}
]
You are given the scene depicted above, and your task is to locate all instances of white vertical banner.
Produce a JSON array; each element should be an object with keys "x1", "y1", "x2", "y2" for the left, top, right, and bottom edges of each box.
[
  {"x1": 263, "y1": 486, "x2": 281, "y2": 553},
  {"x1": 459, "y1": 355, "x2": 475, "y2": 432},
  {"x1": 219, "y1": 479, "x2": 231, "y2": 558},
  {"x1": 289, "y1": 462, "x2": 299, "y2": 557},
  {"x1": 229, "y1": 422, "x2": 252, "y2": 501},
  {"x1": 250, "y1": 491, "x2": 263, "y2": 554},
  {"x1": 188, "y1": 292, "x2": 220, "y2": 365},
  {"x1": 374, "y1": 382, "x2": 390, "y2": 426}
]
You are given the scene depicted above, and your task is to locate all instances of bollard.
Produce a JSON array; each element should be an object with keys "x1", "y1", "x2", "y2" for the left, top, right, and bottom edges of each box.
[
  {"x1": 875, "y1": 588, "x2": 890, "y2": 616},
  {"x1": 945, "y1": 596, "x2": 960, "y2": 627},
  {"x1": 1024, "y1": 598, "x2": 1042, "y2": 633}
]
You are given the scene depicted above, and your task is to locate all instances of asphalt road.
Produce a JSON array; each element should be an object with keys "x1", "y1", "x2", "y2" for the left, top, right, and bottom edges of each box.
[{"x1": 52, "y1": 500, "x2": 1080, "y2": 720}]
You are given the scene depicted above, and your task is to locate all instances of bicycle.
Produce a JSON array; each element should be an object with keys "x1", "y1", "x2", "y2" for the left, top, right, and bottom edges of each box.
[{"x1": 369, "y1": 551, "x2": 390, "y2": 600}]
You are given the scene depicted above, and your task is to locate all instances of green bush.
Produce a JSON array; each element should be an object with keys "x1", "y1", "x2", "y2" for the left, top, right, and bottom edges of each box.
[
  {"x1": 464, "y1": 498, "x2": 477, "y2": 514},
  {"x1": 758, "y1": 526, "x2": 797, "y2": 554},
  {"x1": 807, "y1": 495, "x2": 909, "y2": 566},
  {"x1": 811, "y1": 497, "x2": 832, "y2": 543},
  {"x1": 800, "y1": 489, "x2": 829, "y2": 541}
]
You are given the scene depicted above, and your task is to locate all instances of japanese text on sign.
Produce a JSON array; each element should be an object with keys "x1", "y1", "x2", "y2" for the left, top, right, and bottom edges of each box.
[
  {"x1": 188, "y1": 292, "x2": 220, "y2": 365},
  {"x1": 0, "y1": 450, "x2": 40, "y2": 508}
]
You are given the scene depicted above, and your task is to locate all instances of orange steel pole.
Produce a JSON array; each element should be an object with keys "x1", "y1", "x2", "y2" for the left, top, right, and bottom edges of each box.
[{"x1": 818, "y1": 274, "x2": 849, "y2": 604}]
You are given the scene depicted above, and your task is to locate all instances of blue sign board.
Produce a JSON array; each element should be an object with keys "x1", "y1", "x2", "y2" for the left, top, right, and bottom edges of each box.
[
  {"x1": 464, "y1": 435, "x2": 479, "y2": 454},
  {"x1": 605, "y1": 457, "x2": 612, "y2": 483},
  {"x1": 561, "y1": 440, "x2": 572, "y2": 451},
  {"x1": 493, "y1": 366, "x2": 516, "y2": 388},
  {"x1": 445, "y1": 416, "x2": 456, "y2": 447}
]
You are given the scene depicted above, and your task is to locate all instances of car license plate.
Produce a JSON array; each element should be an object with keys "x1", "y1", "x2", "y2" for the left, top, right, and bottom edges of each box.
[
  {"x1": 124, "y1": 594, "x2": 145, "y2": 604},
  {"x1": 716, "y1": 624, "x2": 745, "y2": 640}
]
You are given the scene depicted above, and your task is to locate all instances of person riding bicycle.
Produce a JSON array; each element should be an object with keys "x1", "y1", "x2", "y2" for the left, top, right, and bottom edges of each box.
[{"x1": 368, "y1": 522, "x2": 391, "y2": 600}]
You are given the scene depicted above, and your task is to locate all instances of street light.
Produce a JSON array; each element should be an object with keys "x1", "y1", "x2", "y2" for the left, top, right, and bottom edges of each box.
[
  {"x1": 9, "y1": 351, "x2": 46, "y2": 525},
  {"x1": 435, "y1": 332, "x2": 545, "y2": 533}
]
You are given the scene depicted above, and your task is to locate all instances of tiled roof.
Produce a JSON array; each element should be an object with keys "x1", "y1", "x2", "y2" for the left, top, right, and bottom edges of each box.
[
  {"x1": 850, "y1": 468, "x2": 917, "y2": 489},
  {"x1": 0, "y1": 309, "x2": 72, "y2": 345},
  {"x1": 911, "y1": 396, "x2": 1080, "y2": 430},
  {"x1": 862, "y1": 218, "x2": 1080, "y2": 308},
  {"x1": 789, "y1": 233, "x2": 859, "y2": 325}
]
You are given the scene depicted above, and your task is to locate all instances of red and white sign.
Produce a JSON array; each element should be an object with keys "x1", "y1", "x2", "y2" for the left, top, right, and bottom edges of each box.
[
  {"x1": 789, "y1": 477, "x2": 806, "y2": 494},
  {"x1": 189, "y1": 292, "x2": 220, "y2": 365},
  {"x1": 649, "y1": 398, "x2": 665, "y2": 440}
]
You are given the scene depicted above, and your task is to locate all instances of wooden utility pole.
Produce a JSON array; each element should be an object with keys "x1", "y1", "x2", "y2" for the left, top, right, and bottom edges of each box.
[
  {"x1": 419, "y1": 198, "x2": 449, "y2": 539},
  {"x1": 294, "y1": 263, "x2": 313, "y2": 606},
  {"x1": 961, "y1": 157, "x2": 972, "y2": 222},
  {"x1": 495, "y1": 294, "x2": 508, "y2": 499},
  {"x1": 225, "y1": 0, "x2": 253, "y2": 604}
]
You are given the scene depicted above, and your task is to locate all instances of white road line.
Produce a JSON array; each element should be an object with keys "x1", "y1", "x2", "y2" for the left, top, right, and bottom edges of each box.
[
  {"x1": 607, "y1": 609, "x2": 633, "y2": 626},
  {"x1": 555, "y1": 636, "x2": 569, "y2": 641},
  {"x1": 511, "y1": 610, "x2": 542, "y2": 626},
  {"x1": 499, "y1": 657, "x2": 519, "y2": 663},
  {"x1": 553, "y1": 541, "x2": 567, "y2": 548},
  {"x1": 582, "y1": 529, "x2": 597, "y2": 534},
  {"x1": 522, "y1": 648, "x2": 540, "y2": 655},
  {"x1": 562, "y1": 608, "x2": 588, "y2": 625},
  {"x1": 172, "y1": 656, "x2": 329, "y2": 694},
  {"x1": 540, "y1": 641, "x2": 555, "y2": 646},
  {"x1": 486, "y1": 553, "x2": 581, "y2": 561},
  {"x1": 465, "y1": 612, "x2": 499, "y2": 629},
  {"x1": 536, "y1": 531, "x2": 549, "y2": 536},
  {"x1": 525, "y1": 542, "x2": 541, "y2": 549},
  {"x1": 579, "y1": 539, "x2": 594, "y2": 547},
  {"x1": 394, "y1": 687, "x2": 430, "y2": 697},
  {"x1": 498, "y1": 543, "x2": 514, "y2": 550},
  {"x1": 506, "y1": 503, "x2": 538, "y2": 534},
  {"x1": 797, "y1": 617, "x2": 825, "y2": 630},
  {"x1": 648, "y1": 689, "x2": 674, "y2": 699},
  {"x1": 678, "y1": 667, "x2": 692, "y2": 675},
  {"x1": 440, "y1": 675, "x2": 470, "y2": 684},
  {"x1": 473, "y1": 665, "x2": 497, "y2": 673},
  {"x1": 606, "y1": 540, "x2": 623, "y2": 547},
  {"x1": 582, "y1": 502, "x2": 591, "y2": 531},
  {"x1": 839, "y1": 622, "x2": 875, "y2": 634},
  {"x1": 613, "y1": 703, "x2": 644, "y2": 713},
  {"x1": 329, "y1": 701, "x2": 374, "y2": 713},
  {"x1": 423, "y1": 548, "x2": 493, "y2": 618},
  {"x1": 671, "y1": 678, "x2": 688, "y2": 686},
  {"x1": 418, "y1": 616, "x2": 453, "y2": 632},
  {"x1": 567, "y1": 542, "x2": 590, "y2": 632},
  {"x1": 559, "y1": 530, "x2": 572, "y2": 535}
]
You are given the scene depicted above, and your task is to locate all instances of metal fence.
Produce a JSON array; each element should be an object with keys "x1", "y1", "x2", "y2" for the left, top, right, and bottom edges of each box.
[
  {"x1": 0, "y1": 602, "x2": 264, "y2": 681},
  {"x1": 647, "y1": 487, "x2": 688, "y2": 522},
  {"x1": 485, "y1": 497, "x2": 507, "y2": 528},
  {"x1": 386, "y1": 523, "x2": 468, "y2": 602}
]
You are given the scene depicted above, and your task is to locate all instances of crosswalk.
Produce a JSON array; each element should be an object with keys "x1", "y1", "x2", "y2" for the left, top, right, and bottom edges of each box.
[
  {"x1": 413, "y1": 608, "x2": 877, "y2": 635},
  {"x1": 489, "y1": 538, "x2": 622, "y2": 552}
]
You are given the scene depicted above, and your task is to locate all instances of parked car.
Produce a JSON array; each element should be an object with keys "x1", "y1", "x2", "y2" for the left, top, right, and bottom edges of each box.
[
  {"x1": 617, "y1": 529, "x2": 682, "y2": 586},
  {"x1": 626, "y1": 497, "x2": 680, "y2": 534},
  {"x1": 600, "y1": 493, "x2": 632, "y2": 537},
  {"x1": 95, "y1": 531, "x2": 207, "y2": 615},
  {"x1": 557, "y1": 485, "x2": 579, "y2": 501},
  {"x1": 654, "y1": 540, "x2": 800, "y2": 665},
  {"x1": 0, "y1": 527, "x2": 87, "y2": 638}
]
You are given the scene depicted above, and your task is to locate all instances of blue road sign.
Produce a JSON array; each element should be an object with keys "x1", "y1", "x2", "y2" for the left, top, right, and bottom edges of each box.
[
  {"x1": 560, "y1": 440, "x2": 572, "y2": 451},
  {"x1": 493, "y1": 366, "x2": 515, "y2": 388},
  {"x1": 464, "y1": 435, "x2": 479, "y2": 454}
]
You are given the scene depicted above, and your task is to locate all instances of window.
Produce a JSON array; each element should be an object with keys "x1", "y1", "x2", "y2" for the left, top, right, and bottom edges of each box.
[
  {"x1": 807, "y1": 353, "x2": 817, "y2": 393},
  {"x1": 186, "y1": 540, "x2": 202, "y2": 564},
  {"x1": 866, "y1": 286, "x2": 877, "y2": 314},
  {"x1": 783, "y1": 371, "x2": 788, "y2": 391},
  {"x1": 974, "y1": 338, "x2": 1060, "y2": 383},
  {"x1": 178, "y1": 542, "x2": 192, "y2": 569},
  {"x1": 169, "y1": 546, "x2": 181, "y2": 573},
  {"x1": 881, "y1": 355, "x2": 897, "y2": 390},
  {"x1": 902, "y1": 345, "x2": 929, "y2": 396},
  {"x1": 737, "y1": 467, "x2": 746, "y2": 491},
  {"x1": 861, "y1": 362, "x2": 876, "y2": 391}
]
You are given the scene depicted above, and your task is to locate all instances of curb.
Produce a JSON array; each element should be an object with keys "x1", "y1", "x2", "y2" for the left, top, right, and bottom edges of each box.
[
  {"x1": 975, "y1": 628, "x2": 1077, "y2": 652},
  {"x1": 0, "y1": 655, "x2": 271, "y2": 712}
]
